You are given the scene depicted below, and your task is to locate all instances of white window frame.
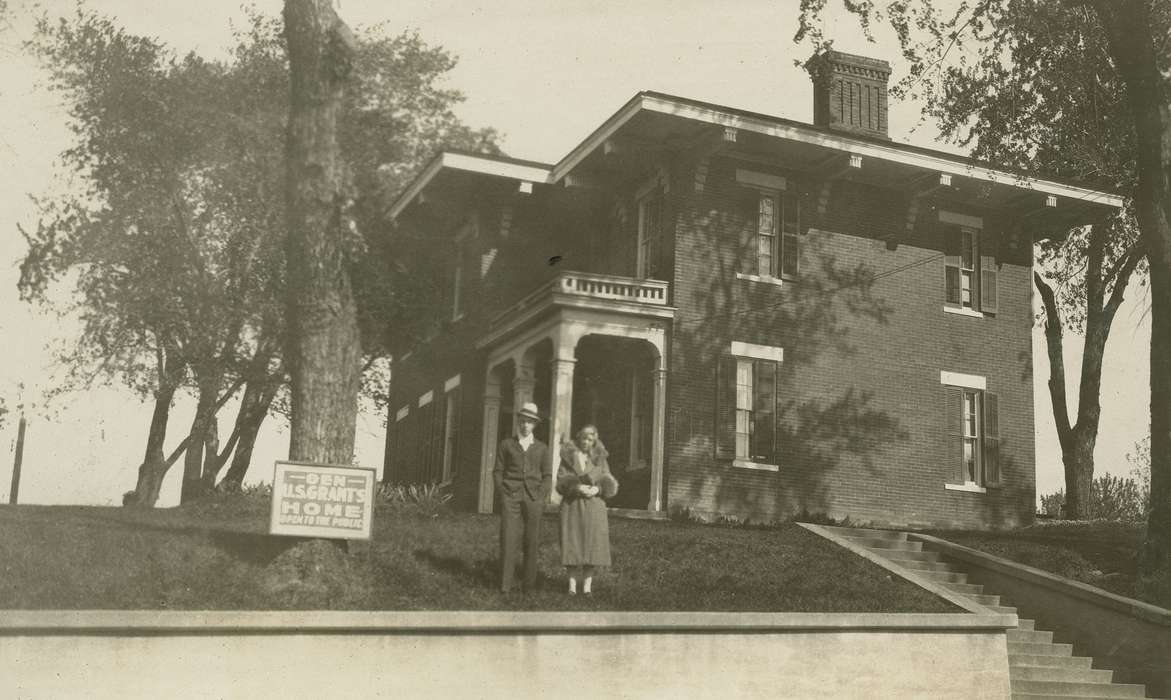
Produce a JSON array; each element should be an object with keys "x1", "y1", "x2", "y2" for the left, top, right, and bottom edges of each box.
[
  {"x1": 941, "y1": 371, "x2": 989, "y2": 493},
  {"x1": 941, "y1": 211, "x2": 988, "y2": 318},
  {"x1": 729, "y1": 342, "x2": 784, "y2": 472}
]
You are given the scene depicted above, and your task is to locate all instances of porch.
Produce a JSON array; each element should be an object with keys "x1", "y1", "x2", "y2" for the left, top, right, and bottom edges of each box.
[{"x1": 474, "y1": 271, "x2": 675, "y2": 514}]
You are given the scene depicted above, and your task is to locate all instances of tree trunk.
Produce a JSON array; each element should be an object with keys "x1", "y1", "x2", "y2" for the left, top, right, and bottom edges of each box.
[
  {"x1": 1062, "y1": 430, "x2": 1096, "y2": 519},
  {"x1": 1087, "y1": 0, "x2": 1171, "y2": 586},
  {"x1": 283, "y1": 0, "x2": 362, "y2": 466},
  {"x1": 128, "y1": 341, "x2": 184, "y2": 507},
  {"x1": 180, "y1": 372, "x2": 220, "y2": 503},
  {"x1": 217, "y1": 378, "x2": 279, "y2": 491}
]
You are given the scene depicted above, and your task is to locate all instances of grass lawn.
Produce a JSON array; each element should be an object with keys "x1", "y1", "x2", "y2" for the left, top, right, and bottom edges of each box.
[
  {"x1": 0, "y1": 496, "x2": 956, "y2": 612},
  {"x1": 928, "y1": 520, "x2": 1170, "y2": 609}
]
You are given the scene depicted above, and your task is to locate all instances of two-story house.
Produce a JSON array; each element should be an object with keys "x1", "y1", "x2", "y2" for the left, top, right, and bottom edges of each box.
[{"x1": 382, "y1": 51, "x2": 1123, "y2": 528}]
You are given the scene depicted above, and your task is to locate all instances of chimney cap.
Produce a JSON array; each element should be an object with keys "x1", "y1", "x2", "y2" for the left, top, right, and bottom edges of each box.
[{"x1": 806, "y1": 50, "x2": 892, "y2": 81}]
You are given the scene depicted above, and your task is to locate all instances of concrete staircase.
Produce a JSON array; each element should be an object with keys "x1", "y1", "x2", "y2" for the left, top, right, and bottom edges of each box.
[{"x1": 820, "y1": 526, "x2": 1150, "y2": 700}]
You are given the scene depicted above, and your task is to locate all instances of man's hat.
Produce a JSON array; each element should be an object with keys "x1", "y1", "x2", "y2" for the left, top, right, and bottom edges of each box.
[{"x1": 516, "y1": 401, "x2": 542, "y2": 422}]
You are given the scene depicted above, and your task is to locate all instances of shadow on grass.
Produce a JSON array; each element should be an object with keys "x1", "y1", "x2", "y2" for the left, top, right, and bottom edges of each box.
[{"x1": 412, "y1": 547, "x2": 500, "y2": 589}]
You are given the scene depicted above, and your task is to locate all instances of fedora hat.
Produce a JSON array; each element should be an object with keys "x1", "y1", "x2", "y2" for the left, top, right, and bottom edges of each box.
[{"x1": 516, "y1": 401, "x2": 542, "y2": 422}]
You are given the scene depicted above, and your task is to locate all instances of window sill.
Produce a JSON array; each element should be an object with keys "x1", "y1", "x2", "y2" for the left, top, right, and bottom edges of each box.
[
  {"x1": 736, "y1": 272, "x2": 785, "y2": 287},
  {"x1": 945, "y1": 481, "x2": 987, "y2": 494},
  {"x1": 943, "y1": 306, "x2": 985, "y2": 318},
  {"x1": 732, "y1": 459, "x2": 779, "y2": 472}
]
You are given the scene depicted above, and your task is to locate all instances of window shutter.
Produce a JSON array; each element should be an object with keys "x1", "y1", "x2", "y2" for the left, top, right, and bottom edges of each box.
[
  {"x1": 944, "y1": 386, "x2": 964, "y2": 483},
  {"x1": 984, "y1": 391, "x2": 1001, "y2": 486},
  {"x1": 715, "y1": 355, "x2": 738, "y2": 460},
  {"x1": 753, "y1": 360, "x2": 778, "y2": 463},
  {"x1": 740, "y1": 189, "x2": 760, "y2": 275},
  {"x1": 980, "y1": 234, "x2": 999, "y2": 315},
  {"x1": 943, "y1": 225, "x2": 962, "y2": 306},
  {"x1": 781, "y1": 191, "x2": 800, "y2": 277}
]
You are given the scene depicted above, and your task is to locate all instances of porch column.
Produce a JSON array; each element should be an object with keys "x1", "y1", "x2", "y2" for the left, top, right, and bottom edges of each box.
[
  {"x1": 547, "y1": 343, "x2": 576, "y2": 506},
  {"x1": 648, "y1": 365, "x2": 667, "y2": 512},
  {"x1": 478, "y1": 374, "x2": 503, "y2": 514},
  {"x1": 511, "y1": 364, "x2": 535, "y2": 436}
]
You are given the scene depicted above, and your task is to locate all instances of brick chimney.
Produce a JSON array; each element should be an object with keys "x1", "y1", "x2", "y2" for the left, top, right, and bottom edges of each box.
[{"x1": 807, "y1": 50, "x2": 892, "y2": 140}]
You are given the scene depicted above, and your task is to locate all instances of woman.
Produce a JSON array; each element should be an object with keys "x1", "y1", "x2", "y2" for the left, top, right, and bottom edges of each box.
[{"x1": 557, "y1": 425, "x2": 618, "y2": 595}]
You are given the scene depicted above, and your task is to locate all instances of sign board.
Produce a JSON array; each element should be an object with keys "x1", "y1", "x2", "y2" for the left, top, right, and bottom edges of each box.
[{"x1": 269, "y1": 461, "x2": 376, "y2": 540}]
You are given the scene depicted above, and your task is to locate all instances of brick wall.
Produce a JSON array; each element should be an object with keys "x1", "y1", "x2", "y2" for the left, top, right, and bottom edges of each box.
[
  {"x1": 387, "y1": 154, "x2": 1037, "y2": 529},
  {"x1": 666, "y1": 156, "x2": 1035, "y2": 528}
]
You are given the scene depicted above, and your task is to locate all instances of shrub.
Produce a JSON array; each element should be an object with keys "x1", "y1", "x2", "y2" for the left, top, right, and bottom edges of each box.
[{"x1": 1039, "y1": 474, "x2": 1149, "y2": 521}]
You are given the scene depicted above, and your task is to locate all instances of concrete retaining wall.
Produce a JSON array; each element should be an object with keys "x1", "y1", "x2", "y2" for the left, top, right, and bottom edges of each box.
[
  {"x1": 912, "y1": 533, "x2": 1171, "y2": 698},
  {"x1": 1, "y1": 611, "x2": 1013, "y2": 699}
]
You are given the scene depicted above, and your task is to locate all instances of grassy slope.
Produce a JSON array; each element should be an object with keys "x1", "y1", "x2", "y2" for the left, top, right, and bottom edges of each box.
[
  {"x1": 928, "y1": 521, "x2": 1169, "y2": 609},
  {"x1": 0, "y1": 498, "x2": 956, "y2": 612}
]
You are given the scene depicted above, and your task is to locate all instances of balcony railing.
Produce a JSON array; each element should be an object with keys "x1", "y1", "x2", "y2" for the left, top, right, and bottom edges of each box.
[{"x1": 491, "y1": 271, "x2": 670, "y2": 326}]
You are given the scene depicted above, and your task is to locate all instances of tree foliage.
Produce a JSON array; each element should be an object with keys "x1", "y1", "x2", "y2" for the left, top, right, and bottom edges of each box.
[{"x1": 19, "y1": 3, "x2": 498, "y2": 502}]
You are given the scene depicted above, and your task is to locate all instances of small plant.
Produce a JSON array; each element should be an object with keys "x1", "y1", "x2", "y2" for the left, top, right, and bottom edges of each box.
[{"x1": 379, "y1": 482, "x2": 452, "y2": 517}]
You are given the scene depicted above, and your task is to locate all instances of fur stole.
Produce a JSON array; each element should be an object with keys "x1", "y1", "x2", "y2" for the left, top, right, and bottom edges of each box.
[{"x1": 558, "y1": 441, "x2": 619, "y2": 500}]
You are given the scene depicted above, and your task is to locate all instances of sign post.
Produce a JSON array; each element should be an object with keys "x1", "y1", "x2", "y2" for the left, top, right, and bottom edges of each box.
[{"x1": 269, "y1": 461, "x2": 376, "y2": 540}]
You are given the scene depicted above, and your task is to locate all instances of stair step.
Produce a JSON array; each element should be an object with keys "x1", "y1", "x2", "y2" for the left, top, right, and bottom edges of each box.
[
  {"x1": 1010, "y1": 680, "x2": 1146, "y2": 698},
  {"x1": 966, "y1": 593, "x2": 1001, "y2": 606},
  {"x1": 1009, "y1": 654, "x2": 1092, "y2": 670},
  {"x1": 915, "y1": 570, "x2": 969, "y2": 584},
  {"x1": 940, "y1": 581, "x2": 984, "y2": 594},
  {"x1": 887, "y1": 557, "x2": 954, "y2": 572},
  {"x1": 1008, "y1": 642, "x2": 1074, "y2": 657},
  {"x1": 1008, "y1": 629, "x2": 1055, "y2": 644},
  {"x1": 880, "y1": 549, "x2": 942, "y2": 563},
  {"x1": 989, "y1": 605, "x2": 1018, "y2": 615},
  {"x1": 822, "y1": 526, "x2": 907, "y2": 541},
  {"x1": 846, "y1": 537, "x2": 923, "y2": 551},
  {"x1": 1016, "y1": 618, "x2": 1035, "y2": 631},
  {"x1": 1010, "y1": 666, "x2": 1113, "y2": 683}
]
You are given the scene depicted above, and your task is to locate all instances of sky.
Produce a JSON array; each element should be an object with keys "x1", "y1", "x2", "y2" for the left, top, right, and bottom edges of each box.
[{"x1": 0, "y1": 0, "x2": 1152, "y2": 507}]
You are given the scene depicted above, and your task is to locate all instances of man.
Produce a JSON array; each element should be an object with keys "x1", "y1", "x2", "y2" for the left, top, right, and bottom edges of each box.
[{"x1": 493, "y1": 401, "x2": 551, "y2": 593}]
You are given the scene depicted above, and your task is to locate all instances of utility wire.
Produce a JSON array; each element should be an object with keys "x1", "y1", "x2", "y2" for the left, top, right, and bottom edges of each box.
[{"x1": 676, "y1": 251, "x2": 946, "y2": 327}]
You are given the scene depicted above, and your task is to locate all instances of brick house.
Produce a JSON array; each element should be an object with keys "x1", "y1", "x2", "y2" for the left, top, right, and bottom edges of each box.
[{"x1": 382, "y1": 51, "x2": 1123, "y2": 528}]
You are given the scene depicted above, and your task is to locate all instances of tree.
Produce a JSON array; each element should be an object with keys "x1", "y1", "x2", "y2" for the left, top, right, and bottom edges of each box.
[
  {"x1": 21, "y1": 4, "x2": 500, "y2": 503},
  {"x1": 796, "y1": 0, "x2": 1171, "y2": 589}
]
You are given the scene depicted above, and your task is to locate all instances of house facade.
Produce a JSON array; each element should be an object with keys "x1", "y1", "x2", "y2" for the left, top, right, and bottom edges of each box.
[{"x1": 382, "y1": 52, "x2": 1123, "y2": 528}]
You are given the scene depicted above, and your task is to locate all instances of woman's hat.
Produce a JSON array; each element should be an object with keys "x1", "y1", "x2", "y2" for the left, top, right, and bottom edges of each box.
[{"x1": 516, "y1": 401, "x2": 542, "y2": 422}]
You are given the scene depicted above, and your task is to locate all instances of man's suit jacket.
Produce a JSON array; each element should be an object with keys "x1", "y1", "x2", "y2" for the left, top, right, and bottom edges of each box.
[{"x1": 494, "y1": 436, "x2": 551, "y2": 501}]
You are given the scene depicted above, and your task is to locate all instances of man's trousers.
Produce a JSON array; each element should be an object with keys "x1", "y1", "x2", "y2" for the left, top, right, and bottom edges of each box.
[{"x1": 499, "y1": 494, "x2": 543, "y2": 592}]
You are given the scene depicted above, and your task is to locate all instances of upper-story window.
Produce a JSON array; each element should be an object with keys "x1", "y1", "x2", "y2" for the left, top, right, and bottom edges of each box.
[
  {"x1": 738, "y1": 169, "x2": 801, "y2": 281},
  {"x1": 942, "y1": 213, "x2": 998, "y2": 315},
  {"x1": 637, "y1": 188, "x2": 664, "y2": 279},
  {"x1": 754, "y1": 189, "x2": 801, "y2": 278},
  {"x1": 452, "y1": 217, "x2": 478, "y2": 321}
]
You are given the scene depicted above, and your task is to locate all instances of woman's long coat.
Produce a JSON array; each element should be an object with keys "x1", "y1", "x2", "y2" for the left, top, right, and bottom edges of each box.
[{"x1": 556, "y1": 441, "x2": 618, "y2": 567}]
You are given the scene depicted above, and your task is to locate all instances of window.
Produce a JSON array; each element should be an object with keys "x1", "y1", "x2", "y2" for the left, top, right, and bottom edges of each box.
[
  {"x1": 451, "y1": 261, "x2": 463, "y2": 321},
  {"x1": 943, "y1": 218, "x2": 998, "y2": 315},
  {"x1": 716, "y1": 342, "x2": 784, "y2": 469},
  {"x1": 637, "y1": 188, "x2": 664, "y2": 279},
  {"x1": 941, "y1": 373, "x2": 1000, "y2": 489},
  {"x1": 743, "y1": 186, "x2": 800, "y2": 280},
  {"x1": 441, "y1": 383, "x2": 461, "y2": 483}
]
